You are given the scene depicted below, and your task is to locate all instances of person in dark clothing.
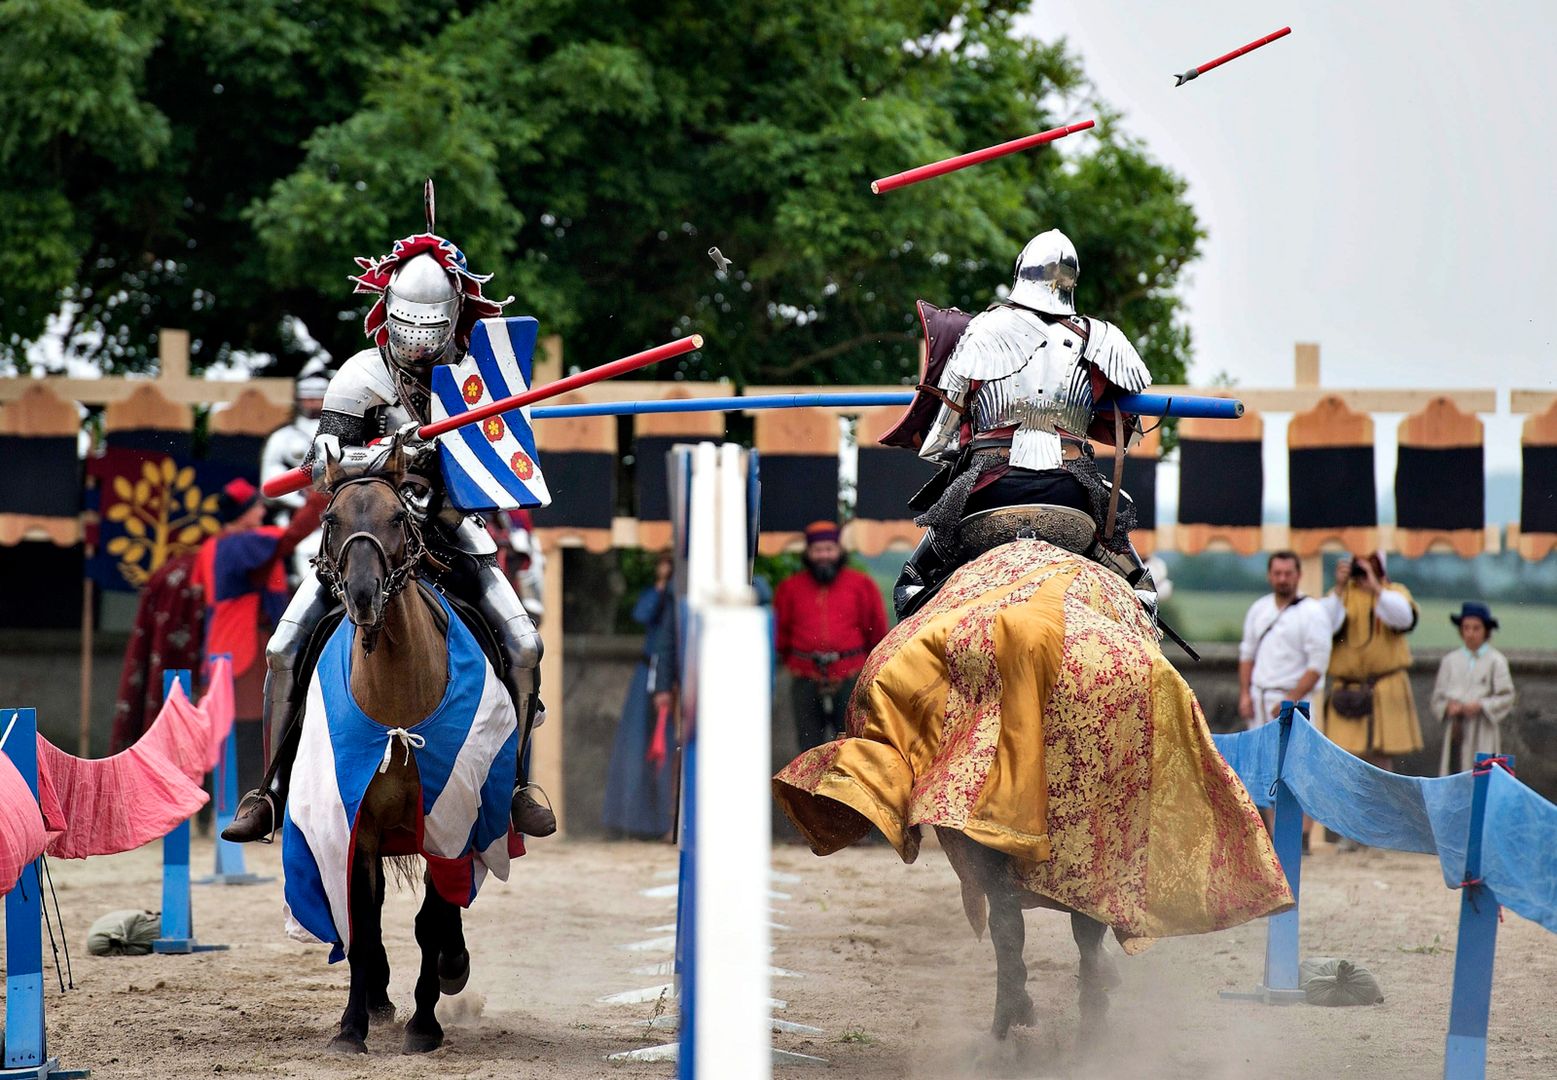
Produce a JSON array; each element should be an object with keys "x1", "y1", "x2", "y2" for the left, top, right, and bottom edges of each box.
[
  {"x1": 602, "y1": 553, "x2": 679, "y2": 838},
  {"x1": 773, "y1": 522, "x2": 888, "y2": 750}
]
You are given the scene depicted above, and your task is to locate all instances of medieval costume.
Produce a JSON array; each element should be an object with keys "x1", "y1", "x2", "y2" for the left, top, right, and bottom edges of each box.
[
  {"x1": 1319, "y1": 554, "x2": 1424, "y2": 760},
  {"x1": 110, "y1": 553, "x2": 204, "y2": 754},
  {"x1": 883, "y1": 229, "x2": 1157, "y2": 621},
  {"x1": 602, "y1": 580, "x2": 679, "y2": 838},
  {"x1": 224, "y1": 186, "x2": 552, "y2": 842},
  {"x1": 1432, "y1": 602, "x2": 1515, "y2": 775},
  {"x1": 193, "y1": 478, "x2": 321, "y2": 793},
  {"x1": 773, "y1": 522, "x2": 889, "y2": 750},
  {"x1": 774, "y1": 541, "x2": 1292, "y2": 946}
]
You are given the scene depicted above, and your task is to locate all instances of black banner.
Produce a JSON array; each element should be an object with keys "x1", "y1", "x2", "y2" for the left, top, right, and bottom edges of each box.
[
  {"x1": 0, "y1": 435, "x2": 80, "y2": 518},
  {"x1": 205, "y1": 432, "x2": 267, "y2": 470},
  {"x1": 1395, "y1": 446, "x2": 1484, "y2": 531},
  {"x1": 635, "y1": 435, "x2": 722, "y2": 523},
  {"x1": 855, "y1": 447, "x2": 938, "y2": 521},
  {"x1": 1177, "y1": 439, "x2": 1263, "y2": 527},
  {"x1": 529, "y1": 452, "x2": 617, "y2": 530},
  {"x1": 1288, "y1": 446, "x2": 1377, "y2": 529},
  {"x1": 1121, "y1": 455, "x2": 1158, "y2": 531},
  {"x1": 758, "y1": 455, "x2": 839, "y2": 535},
  {"x1": 1521, "y1": 445, "x2": 1557, "y2": 534}
]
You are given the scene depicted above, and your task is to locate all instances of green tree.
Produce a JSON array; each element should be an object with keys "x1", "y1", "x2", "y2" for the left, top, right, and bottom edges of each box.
[{"x1": 4, "y1": 0, "x2": 1202, "y2": 390}]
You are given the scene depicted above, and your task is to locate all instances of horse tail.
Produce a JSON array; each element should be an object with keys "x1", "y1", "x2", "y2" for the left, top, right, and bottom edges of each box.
[{"x1": 385, "y1": 854, "x2": 424, "y2": 892}]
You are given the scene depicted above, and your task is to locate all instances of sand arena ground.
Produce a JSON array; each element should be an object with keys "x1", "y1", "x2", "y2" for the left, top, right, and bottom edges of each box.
[{"x1": 27, "y1": 834, "x2": 1557, "y2": 1079}]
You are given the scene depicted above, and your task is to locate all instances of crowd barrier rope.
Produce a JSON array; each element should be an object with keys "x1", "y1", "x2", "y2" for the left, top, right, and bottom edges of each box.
[{"x1": 1213, "y1": 702, "x2": 1557, "y2": 1080}]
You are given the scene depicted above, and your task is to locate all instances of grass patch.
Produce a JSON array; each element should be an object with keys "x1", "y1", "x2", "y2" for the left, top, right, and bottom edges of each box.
[
  {"x1": 838, "y1": 1027, "x2": 874, "y2": 1045},
  {"x1": 1399, "y1": 934, "x2": 1453, "y2": 956}
]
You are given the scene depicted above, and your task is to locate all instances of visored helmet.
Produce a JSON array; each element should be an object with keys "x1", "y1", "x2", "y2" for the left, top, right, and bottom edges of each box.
[
  {"x1": 384, "y1": 253, "x2": 461, "y2": 370},
  {"x1": 1009, "y1": 229, "x2": 1079, "y2": 315}
]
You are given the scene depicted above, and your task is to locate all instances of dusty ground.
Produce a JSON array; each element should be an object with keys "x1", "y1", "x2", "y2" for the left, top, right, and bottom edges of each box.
[{"x1": 24, "y1": 833, "x2": 1557, "y2": 1079}]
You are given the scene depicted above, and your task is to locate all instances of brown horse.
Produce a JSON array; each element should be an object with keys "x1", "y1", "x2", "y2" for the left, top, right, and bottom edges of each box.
[
  {"x1": 936, "y1": 829, "x2": 1119, "y2": 1041},
  {"x1": 316, "y1": 452, "x2": 472, "y2": 1054}
]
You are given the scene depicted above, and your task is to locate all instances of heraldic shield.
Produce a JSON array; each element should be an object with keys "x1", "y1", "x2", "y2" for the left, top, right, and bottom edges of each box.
[{"x1": 429, "y1": 316, "x2": 553, "y2": 512}]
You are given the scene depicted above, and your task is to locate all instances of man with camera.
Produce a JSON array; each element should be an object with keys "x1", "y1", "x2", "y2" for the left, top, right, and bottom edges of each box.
[{"x1": 1319, "y1": 552, "x2": 1424, "y2": 777}]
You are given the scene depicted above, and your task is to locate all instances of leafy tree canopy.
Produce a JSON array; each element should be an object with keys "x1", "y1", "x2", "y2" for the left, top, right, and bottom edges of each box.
[{"x1": 2, "y1": 0, "x2": 1203, "y2": 389}]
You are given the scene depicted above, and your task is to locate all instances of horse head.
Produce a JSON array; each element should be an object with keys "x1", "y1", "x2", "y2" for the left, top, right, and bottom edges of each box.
[{"x1": 317, "y1": 443, "x2": 424, "y2": 652}]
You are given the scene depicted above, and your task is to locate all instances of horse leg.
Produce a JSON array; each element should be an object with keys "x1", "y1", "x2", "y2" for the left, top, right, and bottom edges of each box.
[
  {"x1": 1070, "y1": 911, "x2": 1116, "y2": 1041},
  {"x1": 329, "y1": 849, "x2": 379, "y2": 1053},
  {"x1": 938, "y1": 829, "x2": 1034, "y2": 1039},
  {"x1": 438, "y1": 902, "x2": 470, "y2": 995},
  {"x1": 405, "y1": 874, "x2": 455, "y2": 1053},
  {"x1": 367, "y1": 864, "x2": 396, "y2": 1024}
]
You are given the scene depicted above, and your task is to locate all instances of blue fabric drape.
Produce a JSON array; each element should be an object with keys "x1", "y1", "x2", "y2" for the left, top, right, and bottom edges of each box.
[{"x1": 602, "y1": 587, "x2": 679, "y2": 838}]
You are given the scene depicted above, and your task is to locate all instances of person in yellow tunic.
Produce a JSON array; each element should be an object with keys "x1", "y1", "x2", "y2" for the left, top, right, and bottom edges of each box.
[{"x1": 1320, "y1": 552, "x2": 1424, "y2": 770}]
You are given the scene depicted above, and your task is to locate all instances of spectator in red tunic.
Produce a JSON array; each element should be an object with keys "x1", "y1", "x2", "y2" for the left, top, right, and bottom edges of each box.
[
  {"x1": 192, "y1": 478, "x2": 322, "y2": 792},
  {"x1": 774, "y1": 521, "x2": 888, "y2": 750}
]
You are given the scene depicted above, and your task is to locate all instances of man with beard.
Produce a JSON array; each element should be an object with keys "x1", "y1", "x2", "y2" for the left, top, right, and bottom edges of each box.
[
  {"x1": 1238, "y1": 550, "x2": 1332, "y2": 729},
  {"x1": 774, "y1": 521, "x2": 888, "y2": 750}
]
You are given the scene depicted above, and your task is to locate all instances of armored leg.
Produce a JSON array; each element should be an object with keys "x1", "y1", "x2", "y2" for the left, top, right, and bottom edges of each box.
[
  {"x1": 1091, "y1": 540, "x2": 1160, "y2": 621},
  {"x1": 475, "y1": 561, "x2": 556, "y2": 837},
  {"x1": 222, "y1": 573, "x2": 333, "y2": 843},
  {"x1": 892, "y1": 529, "x2": 959, "y2": 621}
]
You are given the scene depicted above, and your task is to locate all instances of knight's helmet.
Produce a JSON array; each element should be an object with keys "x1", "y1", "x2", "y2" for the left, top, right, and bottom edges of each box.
[
  {"x1": 384, "y1": 254, "x2": 461, "y2": 370},
  {"x1": 1009, "y1": 229, "x2": 1079, "y2": 315}
]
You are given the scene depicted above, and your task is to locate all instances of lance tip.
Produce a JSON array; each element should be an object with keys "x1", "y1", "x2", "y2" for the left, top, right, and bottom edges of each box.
[
  {"x1": 869, "y1": 180, "x2": 882, "y2": 195},
  {"x1": 690, "y1": 334, "x2": 705, "y2": 349}
]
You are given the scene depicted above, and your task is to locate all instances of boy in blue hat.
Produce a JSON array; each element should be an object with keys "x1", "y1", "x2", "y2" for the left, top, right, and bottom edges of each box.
[{"x1": 1431, "y1": 602, "x2": 1516, "y2": 774}]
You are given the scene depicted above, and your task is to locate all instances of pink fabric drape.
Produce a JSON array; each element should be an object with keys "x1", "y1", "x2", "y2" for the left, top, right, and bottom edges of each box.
[
  {"x1": 0, "y1": 751, "x2": 46, "y2": 896},
  {"x1": 36, "y1": 682, "x2": 214, "y2": 860},
  {"x1": 200, "y1": 656, "x2": 236, "y2": 771}
]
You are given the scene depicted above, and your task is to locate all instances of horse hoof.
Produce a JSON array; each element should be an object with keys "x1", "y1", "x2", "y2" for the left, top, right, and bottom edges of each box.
[
  {"x1": 404, "y1": 1024, "x2": 444, "y2": 1054},
  {"x1": 328, "y1": 1032, "x2": 368, "y2": 1055},
  {"x1": 439, "y1": 949, "x2": 471, "y2": 995},
  {"x1": 370, "y1": 1002, "x2": 398, "y2": 1026}
]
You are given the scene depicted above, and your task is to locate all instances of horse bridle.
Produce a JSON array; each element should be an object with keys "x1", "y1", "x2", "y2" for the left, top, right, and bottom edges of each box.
[{"x1": 313, "y1": 476, "x2": 428, "y2": 649}]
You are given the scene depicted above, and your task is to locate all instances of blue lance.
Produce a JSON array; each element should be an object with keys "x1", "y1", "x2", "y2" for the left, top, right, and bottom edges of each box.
[{"x1": 530, "y1": 390, "x2": 1242, "y2": 420}]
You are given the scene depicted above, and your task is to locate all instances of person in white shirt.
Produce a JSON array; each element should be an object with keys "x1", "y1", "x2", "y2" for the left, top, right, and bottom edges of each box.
[{"x1": 1238, "y1": 551, "x2": 1332, "y2": 729}]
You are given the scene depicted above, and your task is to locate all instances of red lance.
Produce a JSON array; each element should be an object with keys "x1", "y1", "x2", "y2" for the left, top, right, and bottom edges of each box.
[
  {"x1": 261, "y1": 334, "x2": 705, "y2": 499},
  {"x1": 1175, "y1": 26, "x2": 1291, "y2": 86},
  {"x1": 870, "y1": 120, "x2": 1096, "y2": 195}
]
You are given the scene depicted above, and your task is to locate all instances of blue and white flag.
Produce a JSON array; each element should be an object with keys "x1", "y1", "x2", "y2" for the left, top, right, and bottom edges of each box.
[
  {"x1": 430, "y1": 316, "x2": 552, "y2": 512},
  {"x1": 282, "y1": 590, "x2": 520, "y2": 962}
]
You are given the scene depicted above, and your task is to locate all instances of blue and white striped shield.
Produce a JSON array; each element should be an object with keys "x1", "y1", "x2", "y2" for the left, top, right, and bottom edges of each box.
[{"x1": 429, "y1": 317, "x2": 552, "y2": 511}]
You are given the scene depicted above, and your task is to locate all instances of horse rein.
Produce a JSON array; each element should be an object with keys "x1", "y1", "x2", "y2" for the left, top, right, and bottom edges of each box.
[{"x1": 313, "y1": 476, "x2": 428, "y2": 649}]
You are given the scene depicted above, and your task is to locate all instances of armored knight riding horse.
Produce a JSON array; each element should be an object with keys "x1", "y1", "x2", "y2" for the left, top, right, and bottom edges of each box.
[
  {"x1": 775, "y1": 229, "x2": 1291, "y2": 1045},
  {"x1": 225, "y1": 186, "x2": 555, "y2": 846}
]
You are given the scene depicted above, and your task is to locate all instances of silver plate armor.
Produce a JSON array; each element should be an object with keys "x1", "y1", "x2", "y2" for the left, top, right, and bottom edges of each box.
[
  {"x1": 261, "y1": 417, "x2": 317, "y2": 511},
  {"x1": 918, "y1": 306, "x2": 1152, "y2": 471},
  {"x1": 1009, "y1": 229, "x2": 1079, "y2": 315}
]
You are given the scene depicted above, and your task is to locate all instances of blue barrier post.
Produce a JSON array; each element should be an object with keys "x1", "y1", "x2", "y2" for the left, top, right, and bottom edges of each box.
[
  {"x1": 151, "y1": 670, "x2": 227, "y2": 955},
  {"x1": 1221, "y1": 700, "x2": 1308, "y2": 1005},
  {"x1": 2, "y1": 707, "x2": 90, "y2": 1080},
  {"x1": 1443, "y1": 753, "x2": 1512, "y2": 1080},
  {"x1": 197, "y1": 656, "x2": 270, "y2": 887}
]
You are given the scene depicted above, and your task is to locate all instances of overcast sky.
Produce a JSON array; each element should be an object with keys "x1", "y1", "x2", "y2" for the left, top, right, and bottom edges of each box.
[{"x1": 1016, "y1": 1, "x2": 1557, "y2": 513}]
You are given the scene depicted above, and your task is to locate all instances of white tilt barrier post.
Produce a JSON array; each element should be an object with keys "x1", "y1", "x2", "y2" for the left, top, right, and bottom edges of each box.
[{"x1": 677, "y1": 443, "x2": 772, "y2": 1079}]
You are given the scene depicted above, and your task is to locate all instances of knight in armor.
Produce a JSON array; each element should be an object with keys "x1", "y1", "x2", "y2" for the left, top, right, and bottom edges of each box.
[
  {"x1": 886, "y1": 228, "x2": 1159, "y2": 619},
  {"x1": 261, "y1": 367, "x2": 331, "y2": 582},
  {"x1": 224, "y1": 190, "x2": 556, "y2": 842}
]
